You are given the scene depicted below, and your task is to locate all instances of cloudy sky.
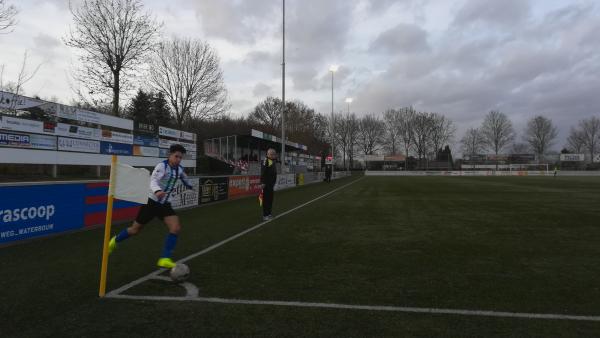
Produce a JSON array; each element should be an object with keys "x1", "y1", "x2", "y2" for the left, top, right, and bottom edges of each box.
[{"x1": 1, "y1": 0, "x2": 599, "y2": 148}]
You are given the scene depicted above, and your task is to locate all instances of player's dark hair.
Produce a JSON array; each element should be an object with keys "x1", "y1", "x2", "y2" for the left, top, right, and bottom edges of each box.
[{"x1": 169, "y1": 144, "x2": 187, "y2": 154}]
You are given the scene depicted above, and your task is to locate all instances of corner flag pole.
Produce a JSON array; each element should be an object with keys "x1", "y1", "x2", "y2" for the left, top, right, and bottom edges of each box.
[{"x1": 99, "y1": 154, "x2": 117, "y2": 297}]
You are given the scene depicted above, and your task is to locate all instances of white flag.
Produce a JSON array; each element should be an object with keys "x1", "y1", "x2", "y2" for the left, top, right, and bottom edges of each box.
[{"x1": 114, "y1": 163, "x2": 150, "y2": 204}]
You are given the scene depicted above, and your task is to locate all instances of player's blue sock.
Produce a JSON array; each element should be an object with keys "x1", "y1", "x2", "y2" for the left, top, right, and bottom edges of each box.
[
  {"x1": 161, "y1": 233, "x2": 178, "y2": 258},
  {"x1": 115, "y1": 228, "x2": 130, "y2": 242}
]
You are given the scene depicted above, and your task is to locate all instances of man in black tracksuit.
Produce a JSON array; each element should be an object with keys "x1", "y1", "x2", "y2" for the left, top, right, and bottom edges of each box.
[{"x1": 261, "y1": 148, "x2": 278, "y2": 220}]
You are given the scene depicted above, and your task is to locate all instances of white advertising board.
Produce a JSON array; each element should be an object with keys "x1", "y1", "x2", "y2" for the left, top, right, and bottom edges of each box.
[
  {"x1": 57, "y1": 137, "x2": 101, "y2": 153},
  {"x1": 560, "y1": 154, "x2": 585, "y2": 162}
]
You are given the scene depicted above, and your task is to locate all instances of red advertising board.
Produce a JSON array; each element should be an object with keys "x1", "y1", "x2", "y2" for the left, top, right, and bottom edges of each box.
[{"x1": 228, "y1": 175, "x2": 262, "y2": 199}]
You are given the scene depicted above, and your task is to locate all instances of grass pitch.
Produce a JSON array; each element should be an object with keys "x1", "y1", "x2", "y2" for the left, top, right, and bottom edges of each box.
[{"x1": 2, "y1": 175, "x2": 600, "y2": 337}]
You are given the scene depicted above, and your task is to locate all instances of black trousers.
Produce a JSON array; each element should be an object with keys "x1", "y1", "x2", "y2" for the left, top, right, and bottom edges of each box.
[{"x1": 263, "y1": 185, "x2": 275, "y2": 216}]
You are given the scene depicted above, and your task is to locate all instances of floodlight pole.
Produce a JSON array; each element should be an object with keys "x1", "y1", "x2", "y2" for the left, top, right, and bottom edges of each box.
[{"x1": 330, "y1": 69, "x2": 335, "y2": 177}]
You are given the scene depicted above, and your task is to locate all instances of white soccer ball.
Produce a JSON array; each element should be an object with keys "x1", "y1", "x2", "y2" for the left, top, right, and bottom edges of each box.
[{"x1": 169, "y1": 263, "x2": 190, "y2": 282}]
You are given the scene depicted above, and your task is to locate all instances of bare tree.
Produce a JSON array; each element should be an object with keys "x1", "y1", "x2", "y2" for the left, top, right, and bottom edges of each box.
[
  {"x1": 312, "y1": 113, "x2": 329, "y2": 143},
  {"x1": 0, "y1": 0, "x2": 17, "y2": 33},
  {"x1": 383, "y1": 108, "x2": 400, "y2": 155},
  {"x1": 412, "y1": 112, "x2": 434, "y2": 167},
  {"x1": 285, "y1": 100, "x2": 316, "y2": 135},
  {"x1": 13, "y1": 51, "x2": 41, "y2": 100},
  {"x1": 523, "y1": 116, "x2": 558, "y2": 161},
  {"x1": 249, "y1": 96, "x2": 282, "y2": 132},
  {"x1": 347, "y1": 113, "x2": 360, "y2": 169},
  {"x1": 566, "y1": 127, "x2": 585, "y2": 154},
  {"x1": 335, "y1": 113, "x2": 359, "y2": 170},
  {"x1": 481, "y1": 110, "x2": 515, "y2": 169},
  {"x1": 429, "y1": 113, "x2": 455, "y2": 156},
  {"x1": 511, "y1": 142, "x2": 530, "y2": 154},
  {"x1": 398, "y1": 107, "x2": 416, "y2": 170},
  {"x1": 326, "y1": 112, "x2": 342, "y2": 159},
  {"x1": 358, "y1": 114, "x2": 384, "y2": 155},
  {"x1": 0, "y1": 51, "x2": 41, "y2": 112},
  {"x1": 335, "y1": 113, "x2": 351, "y2": 169},
  {"x1": 578, "y1": 117, "x2": 600, "y2": 163},
  {"x1": 65, "y1": 0, "x2": 160, "y2": 116},
  {"x1": 149, "y1": 37, "x2": 228, "y2": 128},
  {"x1": 461, "y1": 128, "x2": 485, "y2": 159},
  {"x1": 0, "y1": 64, "x2": 7, "y2": 90}
]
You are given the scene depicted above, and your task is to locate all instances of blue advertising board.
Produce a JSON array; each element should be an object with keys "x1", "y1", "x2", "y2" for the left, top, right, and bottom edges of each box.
[
  {"x1": 0, "y1": 183, "x2": 85, "y2": 244},
  {"x1": 100, "y1": 141, "x2": 133, "y2": 155},
  {"x1": 0, "y1": 131, "x2": 30, "y2": 146},
  {"x1": 0, "y1": 131, "x2": 56, "y2": 150},
  {"x1": 133, "y1": 134, "x2": 159, "y2": 147}
]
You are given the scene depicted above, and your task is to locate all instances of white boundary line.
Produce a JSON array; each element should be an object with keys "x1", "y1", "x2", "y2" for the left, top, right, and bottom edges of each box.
[
  {"x1": 106, "y1": 176, "x2": 363, "y2": 297},
  {"x1": 106, "y1": 294, "x2": 600, "y2": 322}
]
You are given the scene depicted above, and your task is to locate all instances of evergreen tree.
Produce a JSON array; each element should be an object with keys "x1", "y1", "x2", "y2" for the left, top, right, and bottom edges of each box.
[
  {"x1": 126, "y1": 89, "x2": 152, "y2": 123},
  {"x1": 150, "y1": 91, "x2": 172, "y2": 127}
]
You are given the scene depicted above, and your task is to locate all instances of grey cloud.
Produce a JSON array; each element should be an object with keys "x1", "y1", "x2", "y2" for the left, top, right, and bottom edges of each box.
[
  {"x1": 454, "y1": 0, "x2": 531, "y2": 27},
  {"x1": 289, "y1": 67, "x2": 318, "y2": 91},
  {"x1": 243, "y1": 51, "x2": 280, "y2": 67},
  {"x1": 489, "y1": 46, "x2": 570, "y2": 85},
  {"x1": 370, "y1": 23, "x2": 430, "y2": 54},
  {"x1": 32, "y1": 33, "x2": 62, "y2": 63},
  {"x1": 33, "y1": 33, "x2": 60, "y2": 49},
  {"x1": 230, "y1": 98, "x2": 255, "y2": 114},
  {"x1": 193, "y1": 0, "x2": 278, "y2": 43},
  {"x1": 290, "y1": 65, "x2": 353, "y2": 92},
  {"x1": 38, "y1": 0, "x2": 69, "y2": 10},
  {"x1": 285, "y1": 0, "x2": 354, "y2": 64},
  {"x1": 252, "y1": 82, "x2": 274, "y2": 98},
  {"x1": 442, "y1": 37, "x2": 498, "y2": 71},
  {"x1": 365, "y1": 0, "x2": 399, "y2": 13}
]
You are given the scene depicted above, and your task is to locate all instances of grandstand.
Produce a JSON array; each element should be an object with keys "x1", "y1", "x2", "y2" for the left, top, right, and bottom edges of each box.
[{"x1": 204, "y1": 129, "x2": 322, "y2": 175}]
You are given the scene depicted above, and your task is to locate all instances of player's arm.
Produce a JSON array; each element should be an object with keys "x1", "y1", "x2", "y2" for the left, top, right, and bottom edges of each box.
[
  {"x1": 150, "y1": 163, "x2": 166, "y2": 199},
  {"x1": 179, "y1": 168, "x2": 194, "y2": 190}
]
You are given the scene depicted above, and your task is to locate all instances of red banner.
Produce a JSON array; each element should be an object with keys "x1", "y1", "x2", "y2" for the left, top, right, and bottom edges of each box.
[{"x1": 228, "y1": 175, "x2": 262, "y2": 199}]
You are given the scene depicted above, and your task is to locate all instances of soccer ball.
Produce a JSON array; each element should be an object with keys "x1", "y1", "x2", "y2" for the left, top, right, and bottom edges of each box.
[{"x1": 169, "y1": 263, "x2": 190, "y2": 282}]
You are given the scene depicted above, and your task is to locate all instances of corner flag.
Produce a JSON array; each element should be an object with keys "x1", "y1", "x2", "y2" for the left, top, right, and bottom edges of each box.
[
  {"x1": 114, "y1": 163, "x2": 150, "y2": 204},
  {"x1": 99, "y1": 156, "x2": 150, "y2": 297}
]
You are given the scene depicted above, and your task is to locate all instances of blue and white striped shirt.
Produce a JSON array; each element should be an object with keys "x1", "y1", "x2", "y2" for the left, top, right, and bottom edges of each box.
[{"x1": 149, "y1": 160, "x2": 193, "y2": 204}]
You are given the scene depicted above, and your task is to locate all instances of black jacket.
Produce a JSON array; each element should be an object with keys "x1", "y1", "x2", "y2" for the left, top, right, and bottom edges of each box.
[{"x1": 260, "y1": 158, "x2": 277, "y2": 187}]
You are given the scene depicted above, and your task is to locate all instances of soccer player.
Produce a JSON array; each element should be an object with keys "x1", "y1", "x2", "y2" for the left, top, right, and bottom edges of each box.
[
  {"x1": 108, "y1": 144, "x2": 194, "y2": 269},
  {"x1": 261, "y1": 148, "x2": 278, "y2": 221}
]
